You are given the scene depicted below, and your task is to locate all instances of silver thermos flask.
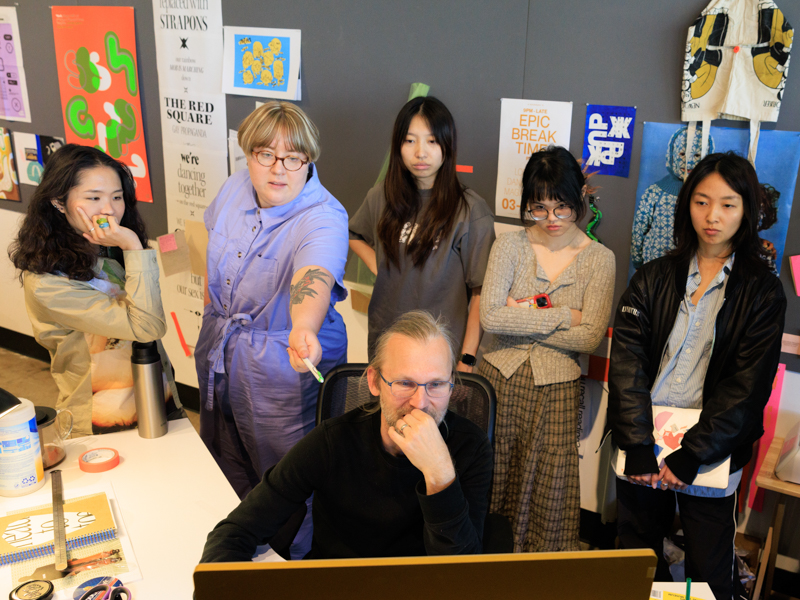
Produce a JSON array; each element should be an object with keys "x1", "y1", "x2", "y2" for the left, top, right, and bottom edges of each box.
[{"x1": 131, "y1": 341, "x2": 168, "y2": 438}]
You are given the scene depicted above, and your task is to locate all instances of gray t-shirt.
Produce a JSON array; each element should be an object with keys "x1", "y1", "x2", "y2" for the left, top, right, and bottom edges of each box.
[{"x1": 349, "y1": 184, "x2": 495, "y2": 357}]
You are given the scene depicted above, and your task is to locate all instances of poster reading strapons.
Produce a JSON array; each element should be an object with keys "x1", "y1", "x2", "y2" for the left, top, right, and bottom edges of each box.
[
  {"x1": 494, "y1": 98, "x2": 572, "y2": 219},
  {"x1": 51, "y1": 6, "x2": 153, "y2": 202}
]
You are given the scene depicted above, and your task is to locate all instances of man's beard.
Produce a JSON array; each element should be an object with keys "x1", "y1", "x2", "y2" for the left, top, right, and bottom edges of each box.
[{"x1": 380, "y1": 393, "x2": 447, "y2": 430}]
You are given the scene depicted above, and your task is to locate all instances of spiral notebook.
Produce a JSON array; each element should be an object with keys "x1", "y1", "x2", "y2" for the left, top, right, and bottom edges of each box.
[{"x1": 0, "y1": 492, "x2": 116, "y2": 566}]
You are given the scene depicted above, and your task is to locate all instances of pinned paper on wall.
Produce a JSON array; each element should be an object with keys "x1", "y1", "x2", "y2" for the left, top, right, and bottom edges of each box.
[
  {"x1": 790, "y1": 255, "x2": 800, "y2": 296},
  {"x1": 494, "y1": 98, "x2": 573, "y2": 219},
  {"x1": 222, "y1": 27, "x2": 301, "y2": 100},
  {"x1": 12, "y1": 132, "x2": 42, "y2": 186},
  {"x1": 184, "y1": 219, "x2": 208, "y2": 277},
  {"x1": 228, "y1": 129, "x2": 247, "y2": 174},
  {"x1": 782, "y1": 333, "x2": 799, "y2": 356},
  {"x1": 0, "y1": 7, "x2": 32, "y2": 122},
  {"x1": 51, "y1": 6, "x2": 153, "y2": 202},
  {"x1": 12, "y1": 133, "x2": 65, "y2": 186},
  {"x1": 0, "y1": 128, "x2": 20, "y2": 201},
  {"x1": 581, "y1": 104, "x2": 636, "y2": 177},
  {"x1": 157, "y1": 230, "x2": 191, "y2": 277},
  {"x1": 747, "y1": 364, "x2": 785, "y2": 510}
]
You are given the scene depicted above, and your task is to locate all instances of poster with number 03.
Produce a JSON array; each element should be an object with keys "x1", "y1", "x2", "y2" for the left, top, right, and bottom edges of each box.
[{"x1": 494, "y1": 98, "x2": 572, "y2": 219}]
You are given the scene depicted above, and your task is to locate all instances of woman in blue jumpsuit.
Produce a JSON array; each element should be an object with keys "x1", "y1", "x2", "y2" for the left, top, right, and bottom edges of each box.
[{"x1": 196, "y1": 101, "x2": 348, "y2": 558}]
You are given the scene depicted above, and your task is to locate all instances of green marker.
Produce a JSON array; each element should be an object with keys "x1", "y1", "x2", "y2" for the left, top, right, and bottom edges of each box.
[
  {"x1": 685, "y1": 577, "x2": 691, "y2": 600},
  {"x1": 302, "y1": 357, "x2": 324, "y2": 383}
]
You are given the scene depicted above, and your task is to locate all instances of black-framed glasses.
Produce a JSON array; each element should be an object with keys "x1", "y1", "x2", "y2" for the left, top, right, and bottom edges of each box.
[
  {"x1": 525, "y1": 205, "x2": 574, "y2": 221},
  {"x1": 252, "y1": 151, "x2": 309, "y2": 171},
  {"x1": 378, "y1": 372, "x2": 454, "y2": 398}
]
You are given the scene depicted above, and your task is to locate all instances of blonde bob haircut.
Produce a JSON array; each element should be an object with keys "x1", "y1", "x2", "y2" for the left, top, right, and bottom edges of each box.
[{"x1": 237, "y1": 101, "x2": 321, "y2": 162}]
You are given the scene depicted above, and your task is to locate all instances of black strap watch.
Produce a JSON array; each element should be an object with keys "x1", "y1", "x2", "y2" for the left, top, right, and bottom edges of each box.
[{"x1": 460, "y1": 353, "x2": 477, "y2": 367}]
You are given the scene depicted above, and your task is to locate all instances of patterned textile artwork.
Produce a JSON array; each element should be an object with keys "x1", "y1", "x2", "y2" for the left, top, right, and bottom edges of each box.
[{"x1": 630, "y1": 125, "x2": 713, "y2": 271}]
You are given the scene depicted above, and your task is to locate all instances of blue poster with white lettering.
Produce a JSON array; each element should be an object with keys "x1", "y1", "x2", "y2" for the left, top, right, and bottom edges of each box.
[{"x1": 581, "y1": 104, "x2": 636, "y2": 177}]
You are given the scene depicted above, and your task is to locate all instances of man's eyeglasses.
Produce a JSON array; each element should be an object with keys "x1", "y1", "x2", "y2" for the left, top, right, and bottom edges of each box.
[
  {"x1": 252, "y1": 151, "x2": 308, "y2": 171},
  {"x1": 524, "y1": 205, "x2": 574, "y2": 221},
  {"x1": 378, "y1": 372, "x2": 454, "y2": 398}
]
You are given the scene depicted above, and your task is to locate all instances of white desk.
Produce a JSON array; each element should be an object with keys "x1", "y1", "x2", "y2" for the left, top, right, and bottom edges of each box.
[{"x1": 2, "y1": 418, "x2": 266, "y2": 599}]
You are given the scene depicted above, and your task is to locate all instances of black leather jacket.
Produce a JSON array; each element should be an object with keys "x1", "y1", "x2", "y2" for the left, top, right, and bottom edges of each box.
[{"x1": 608, "y1": 254, "x2": 786, "y2": 485}]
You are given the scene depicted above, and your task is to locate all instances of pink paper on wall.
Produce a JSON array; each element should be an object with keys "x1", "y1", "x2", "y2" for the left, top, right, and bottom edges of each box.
[
  {"x1": 747, "y1": 364, "x2": 785, "y2": 510},
  {"x1": 790, "y1": 255, "x2": 800, "y2": 296}
]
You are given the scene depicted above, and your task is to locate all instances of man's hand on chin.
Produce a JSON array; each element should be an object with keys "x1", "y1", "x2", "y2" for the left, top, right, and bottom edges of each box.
[{"x1": 388, "y1": 409, "x2": 456, "y2": 495}]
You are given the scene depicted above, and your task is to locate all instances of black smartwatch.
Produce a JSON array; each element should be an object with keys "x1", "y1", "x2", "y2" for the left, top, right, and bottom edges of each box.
[{"x1": 460, "y1": 353, "x2": 477, "y2": 367}]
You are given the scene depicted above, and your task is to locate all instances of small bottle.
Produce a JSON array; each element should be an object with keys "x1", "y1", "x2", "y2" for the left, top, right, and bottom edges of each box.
[{"x1": 131, "y1": 342, "x2": 168, "y2": 438}]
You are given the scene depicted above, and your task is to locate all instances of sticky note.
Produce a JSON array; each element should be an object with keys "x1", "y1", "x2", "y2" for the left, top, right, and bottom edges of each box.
[
  {"x1": 159, "y1": 233, "x2": 178, "y2": 253},
  {"x1": 157, "y1": 230, "x2": 191, "y2": 277},
  {"x1": 782, "y1": 333, "x2": 800, "y2": 356},
  {"x1": 456, "y1": 165, "x2": 473, "y2": 173},
  {"x1": 790, "y1": 255, "x2": 800, "y2": 296}
]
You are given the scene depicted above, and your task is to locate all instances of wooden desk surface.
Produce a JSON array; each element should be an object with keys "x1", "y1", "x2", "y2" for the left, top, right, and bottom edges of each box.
[{"x1": 756, "y1": 437, "x2": 800, "y2": 498}]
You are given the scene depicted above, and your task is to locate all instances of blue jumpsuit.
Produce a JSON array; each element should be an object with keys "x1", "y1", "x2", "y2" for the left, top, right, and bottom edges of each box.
[{"x1": 196, "y1": 166, "x2": 348, "y2": 558}]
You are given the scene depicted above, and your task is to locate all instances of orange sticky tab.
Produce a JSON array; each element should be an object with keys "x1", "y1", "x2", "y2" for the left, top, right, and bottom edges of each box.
[{"x1": 455, "y1": 165, "x2": 473, "y2": 173}]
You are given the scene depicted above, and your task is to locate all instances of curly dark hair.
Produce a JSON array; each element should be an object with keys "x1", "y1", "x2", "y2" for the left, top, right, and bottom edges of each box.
[{"x1": 9, "y1": 144, "x2": 148, "y2": 282}]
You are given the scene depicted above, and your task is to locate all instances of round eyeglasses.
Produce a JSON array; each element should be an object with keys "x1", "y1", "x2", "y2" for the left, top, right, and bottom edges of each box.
[
  {"x1": 379, "y1": 372, "x2": 454, "y2": 398},
  {"x1": 525, "y1": 205, "x2": 574, "y2": 221},
  {"x1": 252, "y1": 151, "x2": 309, "y2": 171}
]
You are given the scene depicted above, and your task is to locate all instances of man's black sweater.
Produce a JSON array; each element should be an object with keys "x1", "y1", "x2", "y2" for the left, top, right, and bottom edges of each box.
[{"x1": 200, "y1": 404, "x2": 493, "y2": 561}]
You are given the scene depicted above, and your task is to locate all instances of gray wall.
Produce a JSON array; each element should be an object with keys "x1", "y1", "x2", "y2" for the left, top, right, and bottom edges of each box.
[{"x1": 2, "y1": 0, "x2": 799, "y2": 374}]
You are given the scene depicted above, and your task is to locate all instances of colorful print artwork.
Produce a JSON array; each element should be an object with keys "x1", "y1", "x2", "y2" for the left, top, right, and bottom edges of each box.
[
  {"x1": 51, "y1": 6, "x2": 153, "y2": 202},
  {"x1": 0, "y1": 128, "x2": 20, "y2": 201}
]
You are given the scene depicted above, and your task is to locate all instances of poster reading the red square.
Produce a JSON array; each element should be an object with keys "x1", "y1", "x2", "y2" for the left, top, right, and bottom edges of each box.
[{"x1": 51, "y1": 6, "x2": 153, "y2": 202}]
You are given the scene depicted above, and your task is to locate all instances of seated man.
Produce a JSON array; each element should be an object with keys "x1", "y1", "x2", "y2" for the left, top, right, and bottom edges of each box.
[{"x1": 199, "y1": 310, "x2": 493, "y2": 561}]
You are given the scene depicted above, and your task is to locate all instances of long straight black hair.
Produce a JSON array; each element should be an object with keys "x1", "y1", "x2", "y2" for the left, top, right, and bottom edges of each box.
[
  {"x1": 9, "y1": 144, "x2": 148, "y2": 282},
  {"x1": 378, "y1": 96, "x2": 468, "y2": 269},
  {"x1": 670, "y1": 151, "x2": 777, "y2": 268}
]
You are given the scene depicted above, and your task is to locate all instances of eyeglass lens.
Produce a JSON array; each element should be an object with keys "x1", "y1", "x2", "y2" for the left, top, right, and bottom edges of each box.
[
  {"x1": 254, "y1": 152, "x2": 306, "y2": 171},
  {"x1": 527, "y1": 206, "x2": 573, "y2": 221}
]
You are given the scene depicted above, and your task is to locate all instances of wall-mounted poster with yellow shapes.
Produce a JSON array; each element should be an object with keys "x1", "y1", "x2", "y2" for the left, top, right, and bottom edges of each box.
[
  {"x1": 222, "y1": 27, "x2": 301, "y2": 100},
  {"x1": 0, "y1": 128, "x2": 20, "y2": 201}
]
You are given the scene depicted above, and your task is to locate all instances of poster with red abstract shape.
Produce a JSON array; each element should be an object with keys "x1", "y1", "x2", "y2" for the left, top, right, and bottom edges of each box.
[{"x1": 51, "y1": 6, "x2": 153, "y2": 202}]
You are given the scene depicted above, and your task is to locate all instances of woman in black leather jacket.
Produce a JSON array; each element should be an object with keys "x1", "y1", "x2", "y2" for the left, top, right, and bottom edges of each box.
[{"x1": 608, "y1": 152, "x2": 786, "y2": 600}]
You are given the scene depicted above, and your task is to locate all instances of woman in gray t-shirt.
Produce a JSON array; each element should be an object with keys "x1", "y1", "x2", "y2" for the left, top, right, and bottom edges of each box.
[{"x1": 349, "y1": 96, "x2": 494, "y2": 368}]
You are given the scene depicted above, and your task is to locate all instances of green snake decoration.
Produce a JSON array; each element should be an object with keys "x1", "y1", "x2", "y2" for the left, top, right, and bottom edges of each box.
[{"x1": 585, "y1": 194, "x2": 603, "y2": 243}]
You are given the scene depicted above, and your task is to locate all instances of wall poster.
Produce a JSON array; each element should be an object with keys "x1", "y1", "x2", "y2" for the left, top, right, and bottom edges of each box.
[
  {"x1": 222, "y1": 26, "x2": 301, "y2": 100},
  {"x1": 0, "y1": 7, "x2": 31, "y2": 123},
  {"x1": 51, "y1": 6, "x2": 152, "y2": 202},
  {"x1": 581, "y1": 104, "x2": 636, "y2": 178},
  {"x1": 494, "y1": 98, "x2": 572, "y2": 219},
  {"x1": 152, "y1": 0, "x2": 228, "y2": 233}
]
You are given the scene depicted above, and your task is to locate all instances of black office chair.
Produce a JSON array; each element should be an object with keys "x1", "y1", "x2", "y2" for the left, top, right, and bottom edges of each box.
[{"x1": 316, "y1": 362, "x2": 512, "y2": 553}]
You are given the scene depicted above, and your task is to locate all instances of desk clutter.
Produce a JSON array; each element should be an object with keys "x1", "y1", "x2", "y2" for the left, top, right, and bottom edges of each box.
[{"x1": 0, "y1": 480, "x2": 139, "y2": 596}]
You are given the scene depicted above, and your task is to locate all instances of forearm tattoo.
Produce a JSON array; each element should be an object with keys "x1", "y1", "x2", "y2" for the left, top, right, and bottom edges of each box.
[{"x1": 290, "y1": 268, "x2": 330, "y2": 305}]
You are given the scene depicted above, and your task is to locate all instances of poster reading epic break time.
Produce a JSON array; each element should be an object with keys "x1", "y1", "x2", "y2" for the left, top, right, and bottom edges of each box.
[
  {"x1": 51, "y1": 6, "x2": 153, "y2": 202},
  {"x1": 494, "y1": 98, "x2": 572, "y2": 219}
]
